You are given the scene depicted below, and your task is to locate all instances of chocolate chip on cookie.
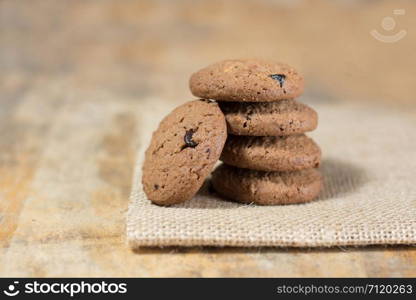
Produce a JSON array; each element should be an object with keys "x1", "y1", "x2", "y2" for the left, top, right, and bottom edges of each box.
[
  {"x1": 269, "y1": 74, "x2": 286, "y2": 88},
  {"x1": 189, "y1": 59, "x2": 304, "y2": 102},
  {"x1": 219, "y1": 99, "x2": 318, "y2": 136},
  {"x1": 220, "y1": 134, "x2": 321, "y2": 172},
  {"x1": 211, "y1": 164, "x2": 322, "y2": 205},
  {"x1": 142, "y1": 100, "x2": 227, "y2": 205}
]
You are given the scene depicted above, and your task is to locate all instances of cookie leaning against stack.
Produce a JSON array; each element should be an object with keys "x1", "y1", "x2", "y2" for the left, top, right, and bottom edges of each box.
[
  {"x1": 190, "y1": 59, "x2": 323, "y2": 205},
  {"x1": 142, "y1": 100, "x2": 227, "y2": 206}
]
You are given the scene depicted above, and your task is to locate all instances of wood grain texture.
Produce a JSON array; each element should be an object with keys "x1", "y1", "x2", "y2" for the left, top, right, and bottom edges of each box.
[{"x1": 0, "y1": 0, "x2": 415, "y2": 277}]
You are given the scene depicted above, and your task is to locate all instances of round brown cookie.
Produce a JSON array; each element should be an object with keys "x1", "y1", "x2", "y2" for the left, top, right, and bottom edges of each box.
[
  {"x1": 219, "y1": 99, "x2": 318, "y2": 136},
  {"x1": 189, "y1": 59, "x2": 304, "y2": 102},
  {"x1": 142, "y1": 100, "x2": 227, "y2": 206},
  {"x1": 211, "y1": 164, "x2": 322, "y2": 205},
  {"x1": 220, "y1": 134, "x2": 321, "y2": 172}
]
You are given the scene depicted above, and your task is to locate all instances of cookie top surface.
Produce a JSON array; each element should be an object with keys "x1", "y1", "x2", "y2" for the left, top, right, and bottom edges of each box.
[
  {"x1": 189, "y1": 59, "x2": 304, "y2": 102},
  {"x1": 220, "y1": 134, "x2": 321, "y2": 171},
  {"x1": 219, "y1": 99, "x2": 318, "y2": 136},
  {"x1": 142, "y1": 100, "x2": 227, "y2": 205},
  {"x1": 211, "y1": 164, "x2": 322, "y2": 205}
]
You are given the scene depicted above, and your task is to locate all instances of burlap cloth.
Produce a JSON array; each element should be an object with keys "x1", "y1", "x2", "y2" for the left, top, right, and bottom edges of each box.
[{"x1": 127, "y1": 100, "x2": 416, "y2": 247}]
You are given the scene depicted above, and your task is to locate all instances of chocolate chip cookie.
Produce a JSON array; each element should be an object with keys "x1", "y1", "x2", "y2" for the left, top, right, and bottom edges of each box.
[
  {"x1": 219, "y1": 99, "x2": 318, "y2": 136},
  {"x1": 189, "y1": 59, "x2": 304, "y2": 102},
  {"x1": 220, "y1": 134, "x2": 321, "y2": 172},
  {"x1": 211, "y1": 164, "x2": 322, "y2": 205},
  {"x1": 142, "y1": 100, "x2": 227, "y2": 205}
]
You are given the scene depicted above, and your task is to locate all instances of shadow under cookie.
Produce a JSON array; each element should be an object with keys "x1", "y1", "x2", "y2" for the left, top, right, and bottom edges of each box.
[
  {"x1": 172, "y1": 180, "x2": 243, "y2": 209},
  {"x1": 318, "y1": 158, "x2": 368, "y2": 200},
  {"x1": 172, "y1": 158, "x2": 368, "y2": 209}
]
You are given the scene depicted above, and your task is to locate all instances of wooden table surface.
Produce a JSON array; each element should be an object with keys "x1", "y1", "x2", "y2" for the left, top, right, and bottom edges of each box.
[{"x1": 1, "y1": 0, "x2": 415, "y2": 277}]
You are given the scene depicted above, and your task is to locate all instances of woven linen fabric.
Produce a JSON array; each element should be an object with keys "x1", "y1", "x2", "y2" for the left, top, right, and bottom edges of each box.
[{"x1": 127, "y1": 101, "x2": 416, "y2": 247}]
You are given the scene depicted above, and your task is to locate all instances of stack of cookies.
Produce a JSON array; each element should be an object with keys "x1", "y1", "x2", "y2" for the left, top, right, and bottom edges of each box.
[
  {"x1": 142, "y1": 59, "x2": 322, "y2": 207},
  {"x1": 190, "y1": 59, "x2": 322, "y2": 205}
]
